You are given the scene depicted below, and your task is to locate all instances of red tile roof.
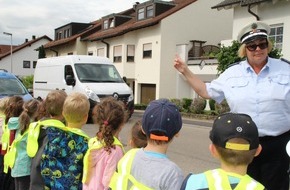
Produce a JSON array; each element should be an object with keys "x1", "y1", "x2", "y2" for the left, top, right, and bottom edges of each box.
[{"x1": 44, "y1": 0, "x2": 197, "y2": 48}]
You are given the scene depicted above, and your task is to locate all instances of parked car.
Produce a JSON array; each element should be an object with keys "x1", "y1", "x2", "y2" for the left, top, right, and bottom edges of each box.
[{"x1": 0, "y1": 69, "x2": 33, "y2": 101}]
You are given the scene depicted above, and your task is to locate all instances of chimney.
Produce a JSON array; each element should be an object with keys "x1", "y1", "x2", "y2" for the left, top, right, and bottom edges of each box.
[
  {"x1": 32, "y1": 35, "x2": 36, "y2": 40},
  {"x1": 25, "y1": 39, "x2": 28, "y2": 43},
  {"x1": 133, "y1": 2, "x2": 140, "y2": 10}
]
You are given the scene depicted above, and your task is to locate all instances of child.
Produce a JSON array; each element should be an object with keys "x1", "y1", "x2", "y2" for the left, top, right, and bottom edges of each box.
[
  {"x1": 2, "y1": 96, "x2": 24, "y2": 190},
  {"x1": 180, "y1": 112, "x2": 264, "y2": 190},
  {"x1": 7, "y1": 99, "x2": 40, "y2": 190},
  {"x1": 109, "y1": 98, "x2": 184, "y2": 190},
  {"x1": 40, "y1": 92, "x2": 90, "y2": 189},
  {"x1": 28, "y1": 90, "x2": 67, "y2": 190},
  {"x1": 82, "y1": 96, "x2": 126, "y2": 190},
  {"x1": 129, "y1": 120, "x2": 147, "y2": 148},
  {"x1": 0, "y1": 97, "x2": 9, "y2": 188}
]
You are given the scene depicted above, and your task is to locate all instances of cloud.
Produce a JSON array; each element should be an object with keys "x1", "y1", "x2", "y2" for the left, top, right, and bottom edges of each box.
[{"x1": 0, "y1": 0, "x2": 146, "y2": 45}]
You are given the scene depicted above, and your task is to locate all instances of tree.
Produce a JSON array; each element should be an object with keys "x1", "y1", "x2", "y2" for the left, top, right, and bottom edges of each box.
[
  {"x1": 216, "y1": 40, "x2": 282, "y2": 74},
  {"x1": 38, "y1": 45, "x2": 46, "y2": 58}
]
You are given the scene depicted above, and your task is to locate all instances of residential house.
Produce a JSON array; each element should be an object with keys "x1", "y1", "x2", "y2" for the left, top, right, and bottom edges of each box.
[
  {"x1": 0, "y1": 35, "x2": 52, "y2": 76},
  {"x1": 212, "y1": 0, "x2": 290, "y2": 59},
  {"x1": 44, "y1": 0, "x2": 233, "y2": 104}
]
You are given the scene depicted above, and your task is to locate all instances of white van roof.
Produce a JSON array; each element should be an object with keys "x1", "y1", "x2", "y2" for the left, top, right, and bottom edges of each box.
[{"x1": 38, "y1": 55, "x2": 112, "y2": 64}]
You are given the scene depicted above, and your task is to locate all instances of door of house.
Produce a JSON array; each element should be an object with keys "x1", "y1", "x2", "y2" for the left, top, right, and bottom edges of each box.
[{"x1": 141, "y1": 84, "x2": 156, "y2": 104}]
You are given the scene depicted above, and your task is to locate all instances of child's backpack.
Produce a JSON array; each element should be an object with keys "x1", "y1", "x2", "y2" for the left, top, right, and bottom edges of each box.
[{"x1": 29, "y1": 119, "x2": 89, "y2": 190}]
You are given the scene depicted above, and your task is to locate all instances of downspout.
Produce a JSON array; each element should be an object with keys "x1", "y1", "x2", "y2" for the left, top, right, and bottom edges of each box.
[
  {"x1": 101, "y1": 39, "x2": 110, "y2": 58},
  {"x1": 248, "y1": 4, "x2": 260, "y2": 21}
]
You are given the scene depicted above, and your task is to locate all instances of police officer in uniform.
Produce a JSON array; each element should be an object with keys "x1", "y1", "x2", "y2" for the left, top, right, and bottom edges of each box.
[{"x1": 174, "y1": 21, "x2": 290, "y2": 190}]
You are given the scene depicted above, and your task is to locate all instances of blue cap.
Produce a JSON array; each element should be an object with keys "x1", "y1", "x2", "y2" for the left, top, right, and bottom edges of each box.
[{"x1": 142, "y1": 99, "x2": 182, "y2": 141}]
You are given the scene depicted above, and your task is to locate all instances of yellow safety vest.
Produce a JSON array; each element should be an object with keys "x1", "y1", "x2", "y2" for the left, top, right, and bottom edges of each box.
[
  {"x1": 109, "y1": 148, "x2": 153, "y2": 190},
  {"x1": 1, "y1": 121, "x2": 10, "y2": 151},
  {"x1": 82, "y1": 136, "x2": 125, "y2": 184},
  {"x1": 26, "y1": 119, "x2": 89, "y2": 157},
  {"x1": 3, "y1": 130, "x2": 28, "y2": 173},
  {"x1": 205, "y1": 169, "x2": 264, "y2": 190}
]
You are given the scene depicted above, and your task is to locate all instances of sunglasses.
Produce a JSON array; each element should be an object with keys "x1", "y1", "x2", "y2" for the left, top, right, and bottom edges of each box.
[{"x1": 246, "y1": 42, "x2": 268, "y2": 51}]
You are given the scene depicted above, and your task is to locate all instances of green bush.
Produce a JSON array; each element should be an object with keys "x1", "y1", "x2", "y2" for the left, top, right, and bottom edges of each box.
[
  {"x1": 215, "y1": 100, "x2": 230, "y2": 114},
  {"x1": 209, "y1": 99, "x2": 216, "y2": 111},
  {"x1": 190, "y1": 98, "x2": 206, "y2": 114},
  {"x1": 21, "y1": 75, "x2": 34, "y2": 89},
  {"x1": 181, "y1": 98, "x2": 193, "y2": 113},
  {"x1": 170, "y1": 98, "x2": 183, "y2": 112},
  {"x1": 134, "y1": 104, "x2": 147, "y2": 110}
]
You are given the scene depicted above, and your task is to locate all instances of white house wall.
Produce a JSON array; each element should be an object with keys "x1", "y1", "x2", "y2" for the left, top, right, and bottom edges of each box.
[
  {"x1": 158, "y1": 0, "x2": 233, "y2": 100},
  {"x1": 232, "y1": 1, "x2": 290, "y2": 59},
  {"x1": 0, "y1": 39, "x2": 50, "y2": 77}
]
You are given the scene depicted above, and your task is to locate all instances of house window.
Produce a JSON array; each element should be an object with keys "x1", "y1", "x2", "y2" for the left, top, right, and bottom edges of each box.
[
  {"x1": 68, "y1": 52, "x2": 73, "y2": 55},
  {"x1": 143, "y1": 43, "x2": 152, "y2": 58},
  {"x1": 113, "y1": 45, "x2": 122, "y2": 62},
  {"x1": 104, "y1": 20, "x2": 109, "y2": 29},
  {"x1": 138, "y1": 8, "x2": 145, "y2": 20},
  {"x1": 146, "y1": 5, "x2": 154, "y2": 18},
  {"x1": 97, "y1": 48, "x2": 105, "y2": 57},
  {"x1": 33, "y1": 61, "x2": 37, "y2": 68},
  {"x1": 57, "y1": 32, "x2": 62, "y2": 40},
  {"x1": 269, "y1": 24, "x2": 283, "y2": 50},
  {"x1": 88, "y1": 52, "x2": 93, "y2": 56},
  {"x1": 23, "y1": 61, "x2": 30, "y2": 68},
  {"x1": 109, "y1": 18, "x2": 115, "y2": 28},
  {"x1": 127, "y1": 45, "x2": 135, "y2": 62}
]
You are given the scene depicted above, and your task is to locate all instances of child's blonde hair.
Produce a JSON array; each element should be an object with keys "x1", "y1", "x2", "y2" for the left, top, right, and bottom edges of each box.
[
  {"x1": 62, "y1": 92, "x2": 90, "y2": 124},
  {"x1": 19, "y1": 99, "x2": 40, "y2": 134},
  {"x1": 45, "y1": 90, "x2": 67, "y2": 117},
  {"x1": 0, "y1": 97, "x2": 10, "y2": 113},
  {"x1": 92, "y1": 97, "x2": 126, "y2": 153}
]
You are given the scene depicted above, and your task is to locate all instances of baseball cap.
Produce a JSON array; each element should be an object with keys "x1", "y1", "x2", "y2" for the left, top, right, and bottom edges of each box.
[
  {"x1": 142, "y1": 99, "x2": 182, "y2": 141},
  {"x1": 237, "y1": 21, "x2": 270, "y2": 44},
  {"x1": 210, "y1": 113, "x2": 259, "y2": 151}
]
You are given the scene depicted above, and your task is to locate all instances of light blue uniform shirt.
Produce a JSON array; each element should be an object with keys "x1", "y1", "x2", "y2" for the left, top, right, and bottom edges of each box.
[{"x1": 206, "y1": 57, "x2": 290, "y2": 137}]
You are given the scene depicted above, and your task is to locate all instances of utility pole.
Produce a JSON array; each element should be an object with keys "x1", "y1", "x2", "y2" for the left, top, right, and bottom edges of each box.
[{"x1": 3, "y1": 32, "x2": 13, "y2": 73}]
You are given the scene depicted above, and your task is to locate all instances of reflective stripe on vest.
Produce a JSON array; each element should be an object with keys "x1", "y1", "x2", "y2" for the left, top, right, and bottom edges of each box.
[
  {"x1": 109, "y1": 149, "x2": 153, "y2": 190},
  {"x1": 205, "y1": 169, "x2": 264, "y2": 190},
  {"x1": 82, "y1": 136, "x2": 124, "y2": 184},
  {"x1": 27, "y1": 119, "x2": 89, "y2": 157},
  {"x1": 3, "y1": 130, "x2": 29, "y2": 173}
]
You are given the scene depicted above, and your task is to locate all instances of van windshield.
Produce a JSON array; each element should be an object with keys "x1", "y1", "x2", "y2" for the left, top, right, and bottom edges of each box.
[
  {"x1": 0, "y1": 78, "x2": 27, "y2": 96},
  {"x1": 74, "y1": 64, "x2": 123, "y2": 83}
]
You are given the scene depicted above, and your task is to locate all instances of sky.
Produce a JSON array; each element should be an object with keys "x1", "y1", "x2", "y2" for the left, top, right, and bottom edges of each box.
[{"x1": 0, "y1": 0, "x2": 153, "y2": 45}]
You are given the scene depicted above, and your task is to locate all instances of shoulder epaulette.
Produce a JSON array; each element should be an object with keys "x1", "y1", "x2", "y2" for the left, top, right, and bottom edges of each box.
[
  {"x1": 227, "y1": 61, "x2": 241, "y2": 69},
  {"x1": 281, "y1": 58, "x2": 290, "y2": 64}
]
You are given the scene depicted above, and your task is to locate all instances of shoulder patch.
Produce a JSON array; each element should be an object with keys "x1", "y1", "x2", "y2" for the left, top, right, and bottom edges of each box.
[
  {"x1": 227, "y1": 61, "x2": 241, "y2": 69},
  {"x1": 281, "y1": 58, "x2": 290, "y2": 64}
]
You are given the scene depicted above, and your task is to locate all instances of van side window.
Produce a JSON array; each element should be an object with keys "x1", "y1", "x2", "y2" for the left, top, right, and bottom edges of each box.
[{"x1": 65, "y1": 65, "x2": 74, "y2": 79}]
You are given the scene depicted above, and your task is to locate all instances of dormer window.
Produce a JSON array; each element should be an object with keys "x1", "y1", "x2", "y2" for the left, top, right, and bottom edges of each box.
[
  {"x1": 104, "y1": 20, "x2": 109, "y2": 29},
  {"x1": 138, "y1": 8, "x2": 145, "y2": 20},
  {"x1": 104, "y1": 18, "x2": 115, "y2": 29},
  {"x1": 146, "y1": 5, "x2": 154, "y2": 18},
  {"x1": 109, "y1": 18, "x2": 115, "y2": 28}
]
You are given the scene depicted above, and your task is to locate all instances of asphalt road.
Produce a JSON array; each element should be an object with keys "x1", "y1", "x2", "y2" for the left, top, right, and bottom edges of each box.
[{"x1": 82, "y1": 111, "x2": 219, "y2": 177}]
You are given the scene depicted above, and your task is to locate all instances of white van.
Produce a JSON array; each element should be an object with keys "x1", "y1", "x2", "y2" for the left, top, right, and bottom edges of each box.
[{"x1": 33, "y1": 55, "x2": 134, "y2": 120}]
